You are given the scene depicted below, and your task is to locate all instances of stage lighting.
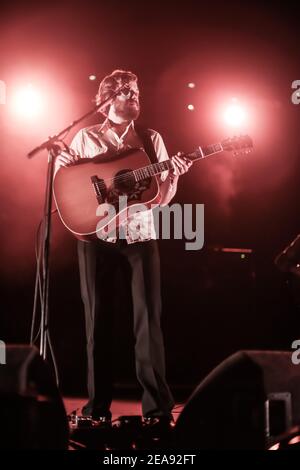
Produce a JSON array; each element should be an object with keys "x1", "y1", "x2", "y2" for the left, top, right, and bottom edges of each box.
[
  {"x1": 188, "y1": 82, "x2": 195, "y2": 88},
  {"x1": 0, "y1": 80, "x2": 6, "y2": 105},
  {"x1": 11, "y1": 83, "x2": 44, "y2": 119},
  {"x1": 187, "y1": 104, "x2": 194, "y2": 111},
  {"x1": 89, "y1": 75, "x2": 97, "y2": 81},
  {"x1": 224, "y1": 98, "x2": 247, "y2": 127}
]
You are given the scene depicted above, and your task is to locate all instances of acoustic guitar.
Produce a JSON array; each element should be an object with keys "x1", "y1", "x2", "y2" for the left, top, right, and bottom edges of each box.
[{"x1": 53, "y1": 135, "x2": 253, "y2": 240}]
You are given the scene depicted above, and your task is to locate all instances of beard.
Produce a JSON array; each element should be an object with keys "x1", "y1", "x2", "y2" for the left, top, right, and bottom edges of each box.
[{"x1": 114, "y1": 100, "x2": 140, "y2": 121}]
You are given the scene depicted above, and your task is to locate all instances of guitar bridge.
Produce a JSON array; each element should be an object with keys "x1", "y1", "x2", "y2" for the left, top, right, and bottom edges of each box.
[{"x1": 91, "y1": 175, "x2": 107, "y2": 204}]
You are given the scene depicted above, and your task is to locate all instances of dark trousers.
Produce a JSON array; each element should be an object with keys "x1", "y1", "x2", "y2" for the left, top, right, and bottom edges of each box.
[{"x1": 77, "y1": 238, "x2": 174, "y2": 418}]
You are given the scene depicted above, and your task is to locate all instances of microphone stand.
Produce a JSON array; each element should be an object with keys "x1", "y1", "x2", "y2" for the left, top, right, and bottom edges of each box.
[{"x1": 28, "y1": 83, "x2": 129, "y2": 361}]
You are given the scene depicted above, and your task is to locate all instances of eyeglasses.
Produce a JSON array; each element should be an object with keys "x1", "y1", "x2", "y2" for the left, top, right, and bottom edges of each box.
[{"x1": 119, "y1": 88, "x2": 139, "y2": 100}]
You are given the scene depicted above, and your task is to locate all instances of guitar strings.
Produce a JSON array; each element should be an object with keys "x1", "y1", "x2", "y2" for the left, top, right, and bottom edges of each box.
[
  {"x1": 91, "y1": 149, "x2": 207, "y2": 188},
  {"x1": 92, "y1": 160, "x2": 173, "y2": 188},
  {"x1": 90, "y1": 150, "x2": 201, "y2": 189},
  {"x1": 93, "y1": 148, "x2": 208, "y2": 187},
  {"x1": 85, "y1": 140, "x2": 250, "y2": 190},
  {"x1": 90, "y1": 147, "x2": 223, "y2": 189}
]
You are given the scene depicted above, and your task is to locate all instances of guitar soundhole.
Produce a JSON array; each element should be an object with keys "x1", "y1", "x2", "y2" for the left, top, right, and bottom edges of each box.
[
  {"x1": 114, "y1": 169, "x2": 135, "y2": 192},
  {"x1": 107, "y1": 168, "x2": 152, "y2": 205}
]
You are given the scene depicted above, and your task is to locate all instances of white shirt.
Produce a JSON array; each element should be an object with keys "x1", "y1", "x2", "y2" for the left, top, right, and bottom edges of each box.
[{"x1": 70, "y1": 119, "x2": 170, "y2": 243}]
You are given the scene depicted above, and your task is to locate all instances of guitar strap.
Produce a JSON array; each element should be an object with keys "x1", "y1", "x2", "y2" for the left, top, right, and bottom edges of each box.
[{"x1": 134, "y1": 125, "x2": 158, "y2": 165}]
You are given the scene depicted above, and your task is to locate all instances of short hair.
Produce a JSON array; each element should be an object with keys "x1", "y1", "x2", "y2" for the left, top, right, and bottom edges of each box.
[{"x1": 95, "y1": 69, "x2": 138, "y2": 116}]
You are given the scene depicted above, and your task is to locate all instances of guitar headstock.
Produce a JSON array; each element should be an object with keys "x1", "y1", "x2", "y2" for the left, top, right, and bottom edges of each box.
[{"x1": 221, "y1": 135, "x2": 253, "y2": 155}]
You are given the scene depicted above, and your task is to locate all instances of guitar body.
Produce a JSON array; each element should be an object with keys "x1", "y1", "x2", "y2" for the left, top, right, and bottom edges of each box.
[
  {"x1": 53, "y1": 148, "x2": 161, "y2": 240},
  {"x1": 53, "y1": 134, "x2": 253, "y2": 241}
]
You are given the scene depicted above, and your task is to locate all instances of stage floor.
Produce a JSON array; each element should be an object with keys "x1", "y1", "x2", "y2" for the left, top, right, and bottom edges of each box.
[{"x1": 64, "y1": 397, "x2": 183, "y2": 422}]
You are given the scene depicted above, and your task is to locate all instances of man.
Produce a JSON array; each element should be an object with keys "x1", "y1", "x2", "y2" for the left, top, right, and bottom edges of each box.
[{"x1": 56, "y1": 69, "x2": 192, "y2": 426}]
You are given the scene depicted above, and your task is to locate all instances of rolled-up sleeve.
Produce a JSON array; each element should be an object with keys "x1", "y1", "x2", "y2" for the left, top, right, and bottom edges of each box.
[
  {"x1": 150, "y1": 130, "x2": 170, "y2": 183},
  {"x1": 70, "y1": 129, "x2": 86, "y2": 157}
]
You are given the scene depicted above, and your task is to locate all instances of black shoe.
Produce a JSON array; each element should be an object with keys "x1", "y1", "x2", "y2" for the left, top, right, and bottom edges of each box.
[
  {"x1": 82, "y1": 402, "x2": 112, "y2": 420},
  {"x1": 143, "y1": 415, "x2": 174, "y2": 436},
  {"x1": 68, "y1": 410, "x2": 94, "y2": 428},
  {"x1": 92, "y1": 415, "x2": 112, "y2": 427},
  {"x1": 69, "y1": 409, "x2": 111, "y2": 428},
  {"x1": 82, "y1": 406, "x2": 112, "y2": 421}
]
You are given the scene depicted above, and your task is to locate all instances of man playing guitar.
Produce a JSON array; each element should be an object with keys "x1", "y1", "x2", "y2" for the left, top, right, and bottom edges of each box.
[{"x1": 56, "y1": 69, "x2": 192, "y2": 427}]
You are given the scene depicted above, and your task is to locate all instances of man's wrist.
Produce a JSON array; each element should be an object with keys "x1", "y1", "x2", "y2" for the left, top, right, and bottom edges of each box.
[
  {"x1": 167, "y1": 172, "x2": 178, "y2": 193},
  {"x1": 169, "y1": 172, "x2": 179, "y2": 183}
]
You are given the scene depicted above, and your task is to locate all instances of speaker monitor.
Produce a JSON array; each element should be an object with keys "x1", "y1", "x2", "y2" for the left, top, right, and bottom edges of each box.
[
  {"x1": 175, "y1": 350, "x2": 300, "y2": 449},
  {"x1": 0, "y1": 345, "x2": 69, "y2": 449}
]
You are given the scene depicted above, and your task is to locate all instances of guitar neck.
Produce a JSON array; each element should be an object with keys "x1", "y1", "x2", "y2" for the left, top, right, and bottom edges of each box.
[{"x1": 133, "y1": 142, "x2": 224, "y2": 182}]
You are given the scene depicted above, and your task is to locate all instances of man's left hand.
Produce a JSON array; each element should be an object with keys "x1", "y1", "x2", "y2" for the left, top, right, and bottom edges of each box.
[{"x1": 171, "y1": 152, "x2": 193, "y2": 176}]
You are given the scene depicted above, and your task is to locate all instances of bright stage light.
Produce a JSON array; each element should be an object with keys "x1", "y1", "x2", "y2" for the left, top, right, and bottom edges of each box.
[
  {"x1": 11, "y1": 84, "x2": 44, "y2": 119},
  {"x1": 187, "y1": 104, "x2": 195, "y2": 111},
  {"x1": 223, "y1": 99, "x2": 247, "y2": 127},
  {"x1": 188, "y1": 82, "x2": 195, "y2": 88},
  {"x1": 89, "y1": 75, "x2": 97, "y2": 81},
  {"x1": 0, "y1": 80, "x2": 6, "y2": 105}
]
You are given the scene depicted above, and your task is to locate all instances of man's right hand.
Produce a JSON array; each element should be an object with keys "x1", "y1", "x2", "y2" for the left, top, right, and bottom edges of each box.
[{"x1": 55, "y1": 149, "x2": 81, "y2": 168}]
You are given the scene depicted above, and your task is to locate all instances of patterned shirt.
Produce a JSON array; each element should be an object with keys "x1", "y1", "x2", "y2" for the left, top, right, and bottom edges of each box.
[{"x1": 69, "y1": 119, "x2": 170, "y2": 243}]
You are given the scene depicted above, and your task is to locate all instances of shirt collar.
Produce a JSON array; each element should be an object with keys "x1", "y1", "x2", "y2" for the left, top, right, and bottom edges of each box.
[{"x1": 99, "y1": 118, "x2": 134, "y2": 136}]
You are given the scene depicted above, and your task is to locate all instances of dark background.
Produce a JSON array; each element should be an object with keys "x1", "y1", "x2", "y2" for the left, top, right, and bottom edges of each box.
[{"x1": 1, "y1": 0, "x2": 300, "y2": 397}]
